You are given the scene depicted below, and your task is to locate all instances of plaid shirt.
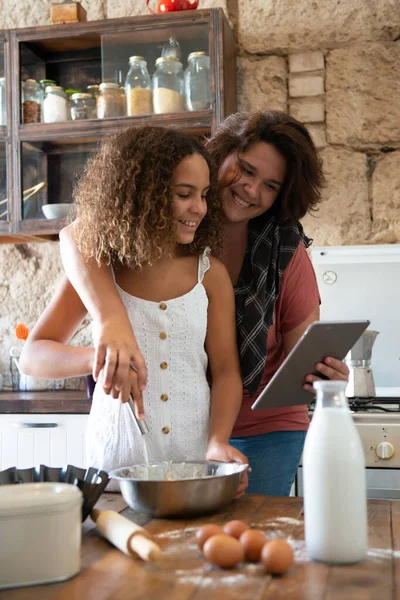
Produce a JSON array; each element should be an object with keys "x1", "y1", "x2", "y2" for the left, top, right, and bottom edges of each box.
[{"x1": 234, "y1": 215, "x2": 311, "y2": 397}]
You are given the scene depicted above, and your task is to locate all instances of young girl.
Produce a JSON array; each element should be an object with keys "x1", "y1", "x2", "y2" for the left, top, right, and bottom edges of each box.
[{"x1": 20, "y1": 126, "x2": 248, "y2": 490}]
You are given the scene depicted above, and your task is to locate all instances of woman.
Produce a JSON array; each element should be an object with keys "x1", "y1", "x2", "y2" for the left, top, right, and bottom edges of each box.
[{"x1": 60, "y1": 110, "x2": 349, "y2": 495}]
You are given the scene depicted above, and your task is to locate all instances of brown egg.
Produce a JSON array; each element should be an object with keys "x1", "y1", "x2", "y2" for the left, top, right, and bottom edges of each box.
[
  {"x1": 203, "y1": 534, "x2": 245, "y2": 568},
  {"x1": 239, "y1": 529, "x2": 267, "y2": 562},
  {"x1": 261, "y1": 539, "x2": 294, "y2": 575},
  {"x1": 223, "y1": 519, "x2": 249, "y2": 539},
  {"x1": 196, "y1": 524, "x2": 224, "y2": 550}
]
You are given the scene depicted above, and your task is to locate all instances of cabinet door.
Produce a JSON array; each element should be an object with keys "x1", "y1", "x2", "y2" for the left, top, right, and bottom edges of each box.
[{"x1": 0, "y1": 414, "x2": 88, "y2": 470}]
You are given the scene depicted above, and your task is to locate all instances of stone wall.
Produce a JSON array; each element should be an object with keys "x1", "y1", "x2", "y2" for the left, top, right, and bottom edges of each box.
[{"x1": 0, "y1": 0, "x2": 399, "y2": 383}]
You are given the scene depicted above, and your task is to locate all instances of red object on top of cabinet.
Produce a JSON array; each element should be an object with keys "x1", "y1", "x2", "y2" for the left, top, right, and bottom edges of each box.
[{"x1": 146, "y1": 0, "x2": 199, "y2": 14}]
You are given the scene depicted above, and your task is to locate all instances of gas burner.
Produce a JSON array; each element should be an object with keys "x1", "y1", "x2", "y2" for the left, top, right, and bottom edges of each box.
[
  {"x1": 348, "y1": 397, "x2": 400, "y2": 413},
  {"x1": 309, "y1": 397, "x2": 400, "y2": 413}
]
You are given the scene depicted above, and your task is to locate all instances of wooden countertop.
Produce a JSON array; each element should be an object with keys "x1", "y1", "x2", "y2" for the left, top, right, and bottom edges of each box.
[
  {"x1": 2, "y1": 493, "x2": 399, "y2": 599},
  {"x1": 0, "y1": 391, "x2": 91, "y2": 413}
]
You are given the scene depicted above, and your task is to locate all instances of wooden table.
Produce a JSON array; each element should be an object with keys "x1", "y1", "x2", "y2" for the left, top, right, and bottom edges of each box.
[{"x1": 2, "y1": 494, "x2": 400, "y2": 599}]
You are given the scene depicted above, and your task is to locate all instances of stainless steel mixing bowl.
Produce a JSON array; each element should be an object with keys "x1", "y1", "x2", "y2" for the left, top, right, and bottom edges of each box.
[{"x1": 109, "y1": 461, "x2": 248, "y2": 518}]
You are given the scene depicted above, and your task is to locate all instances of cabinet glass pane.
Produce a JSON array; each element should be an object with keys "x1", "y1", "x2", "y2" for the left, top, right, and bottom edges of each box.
[
  {"x1": 0, "y1": 42, "x2": 6, "y2": 127},
  {"x1": 0, "y1": 142, "x2": 7, "y2": 221},
  {"x1": 21, "y1": 141, "x2": 96, "y2": 220},
  {"x1": 102, "y1": 23, "x2": 210, "y2": 115},
  {"x1": 20, "y1": 36, "x2": 102, "y2": 124}
]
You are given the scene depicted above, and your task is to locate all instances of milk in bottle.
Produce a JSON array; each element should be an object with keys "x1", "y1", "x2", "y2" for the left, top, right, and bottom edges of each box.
[{"x1": 303, "y1": 380, "x2": 368, "y2": 563}]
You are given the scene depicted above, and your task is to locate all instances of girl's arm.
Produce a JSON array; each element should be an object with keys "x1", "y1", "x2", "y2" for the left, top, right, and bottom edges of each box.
[
  {"x1": 19, "y1": 276, "x2": 94, "y2": 379},
  {"x1": 203, "y1": 257, "x2": 247, "y2": 458},
  {"x1": 59, "y1": 222, "x2": 147, "y2": 392}
]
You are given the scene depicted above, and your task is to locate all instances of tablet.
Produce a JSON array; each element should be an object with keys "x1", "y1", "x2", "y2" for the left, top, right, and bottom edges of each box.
[{"x1": 251, "y1": 320, "x2": 370, "y2": 411}]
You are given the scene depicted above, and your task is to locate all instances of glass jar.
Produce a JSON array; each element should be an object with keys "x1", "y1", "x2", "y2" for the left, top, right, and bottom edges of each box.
[
  {"x1": 184, "y1": 51, "x2": 211, "y2": 111},
  {"x1": 43, "y1": 85, "x2": 67, "y2": 123},
  {"x1": 22, "y1": 79, "x2": 42, "y2": 124},
  {"x1": 161, "y1": 37, "x2": 181, "y2": 60},
  {"x1": 39, "y1": 79, "x2": 56, "y2": 95},
  {"x1": 119, "y1": 86, "x2": 126, "y2": 116},
  {"x1": 0, "y1": 78, "x2": 6, "y2": 126},
  {"x1": 70, "y1": 93, "x2": 96, "y2": 120},
  {"x1": 124, "y1": 56, "x2": 152, "y2": 116},
  {"x1": 65, "y1": 89, "x2": 80, "y2": 120},
  {"x1": 97, "y1": 82, "x2": 123, "y2": 119},
  {"x1": 153, "y1": 56, "x2": 185, "y2": 114},
  {"x1": 87, "y1": 84, "x2": 100, "y2": 99}
]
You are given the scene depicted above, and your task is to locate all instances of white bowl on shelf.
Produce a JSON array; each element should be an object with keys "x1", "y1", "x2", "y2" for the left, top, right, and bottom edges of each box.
[{"x1": 42, "y1": 203, "x2": 72, "y2": 220}]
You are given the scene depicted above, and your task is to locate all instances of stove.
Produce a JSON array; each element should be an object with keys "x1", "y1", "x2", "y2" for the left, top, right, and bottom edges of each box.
[{"x1": 296, "y1": 394, "x2": 400, "y2": 500}]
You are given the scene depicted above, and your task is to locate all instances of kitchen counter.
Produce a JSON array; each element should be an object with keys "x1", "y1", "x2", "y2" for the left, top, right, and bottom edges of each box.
[
  {"x1": 0, "y1": 391, "x2": 91, "y2": 413},
  {"x1": 2, "y1": 493, "x2": 400, "y2": 599}
]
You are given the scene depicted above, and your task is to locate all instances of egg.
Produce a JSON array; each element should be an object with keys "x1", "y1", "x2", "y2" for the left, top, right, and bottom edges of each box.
[
  {"x1": 223, "y1": 519, "x2": 249, "y2": 539},
  {"x1": 196, "y1": 524, "x2": 224, "y2": 550},
  {"x1": 239, "y1": 529, "x2": 267, "y2": 562},
  {"x1": 203, "y1": 534, "x2": 245, "y2": 568},
  {"x1": 261, "y1": 539, "x2": 294, "y2": 574}
]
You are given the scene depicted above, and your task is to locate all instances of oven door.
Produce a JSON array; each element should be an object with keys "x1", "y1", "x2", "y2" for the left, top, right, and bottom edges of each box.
[{"x1": 296, "y1": 467, "x2": 400, "y2": 500}]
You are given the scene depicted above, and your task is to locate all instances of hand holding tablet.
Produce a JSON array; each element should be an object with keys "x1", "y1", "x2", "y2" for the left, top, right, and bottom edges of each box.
[{"x1": 251, "y1": 320, "x2": 370, "y2": 411}]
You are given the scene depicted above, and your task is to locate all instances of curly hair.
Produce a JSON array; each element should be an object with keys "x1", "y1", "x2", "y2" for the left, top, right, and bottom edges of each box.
[
  {"x1": 73, "y1": 126, "x2": 221, "y2": 268},
  {"x1": 206, "y1": 110, "x2": 326, "y2": 224}
]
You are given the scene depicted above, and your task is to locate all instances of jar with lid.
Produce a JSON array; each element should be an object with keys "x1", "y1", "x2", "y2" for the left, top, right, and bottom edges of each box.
[
  {"x1": 43, "y1": 85, "x2": 67, "y2": 123},
  {"x1": 22, "y1": 79, "x2": 42, "y2": 124},
  {"x1": 184, "y1": 51, "x2": 211, "y2": 111},
  {"x1": 65, "y1": 89, "x2": 80, "y2": 120},
  {"x1": 70, "y1": 93, "x2": 96, "y2": 120},
  {"x1": 125, "y1": 56, "x2": 152, "y2": 116},
  {"x1": 0, "y1": 78, "x2": 6, "y2": 126},
  {"x1": 87, "y1": 84, "x2": 100, "y2": 99},
  {"x1": 153, "y1": 56, "x2": 185, "y2": 114},
  {"x1": 119, "y1": 87, "x2": 126, "y2": 116},
  {"x1": 39, "y1": 79, "x2": 56, "y2": 95},
  {"x1": 97, "y1": 83, "x2": 123, "y2": 119}
]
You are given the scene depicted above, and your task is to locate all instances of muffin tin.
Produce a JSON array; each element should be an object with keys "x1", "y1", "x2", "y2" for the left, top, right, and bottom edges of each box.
[{"x1": 0, "y1": 464, "x2": 109, "y2": 521}]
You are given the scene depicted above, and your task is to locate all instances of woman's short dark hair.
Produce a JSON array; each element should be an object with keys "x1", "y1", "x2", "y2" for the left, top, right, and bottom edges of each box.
[{"x1": 206, "y1": 110, "x2": 325, "y2": 223}]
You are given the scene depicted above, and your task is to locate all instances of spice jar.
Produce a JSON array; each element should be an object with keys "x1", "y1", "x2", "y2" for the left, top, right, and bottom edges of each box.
[
  {"x1": 125, "y1": 56, "x2": 152, "y2": 116},
  {"x1": 39, "y1": 79, "x2": 56, "y2": 94},
  {"x1": 22, "y1": 79, "x2": 42, "y2": 124},
  {"x1": 43, "y1": 85, "x2": 67, "y2": 123},
  {"x1": 184, "y1": 51, "x2": 211, "y2": 111},
  {"x1": 119, "y1": 86, "x2": 126, "y2": 116},
  {"x1": 65, "y1": 89, "x2": 80, "y2": 120},
  {"x1": 153, "y1": 56, "x2": 185, "y2": 114},
  {"x1": 97, "y1": 83, "x2": 123, "y2": 119},
  {"x1": 87, "y1": 84, "x2": 100, "y2": 99},
  {"x1": 70, "y1": 93, "x2": 96, "y2": 120}
]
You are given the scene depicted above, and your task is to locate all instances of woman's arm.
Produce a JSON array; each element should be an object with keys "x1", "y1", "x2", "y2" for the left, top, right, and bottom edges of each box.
[
  {"x1": 204, "y1": 257, "x2": 243, "y2": 446},
  {"x1": 203, "y1": 257, "x2": 249, "y2": 496},
  {"x1": 19, "y1": 276, "x2": 94, "y2": 379},
  {"x1": 59, "y1": 221, "x2": 147, "y2": 392}
]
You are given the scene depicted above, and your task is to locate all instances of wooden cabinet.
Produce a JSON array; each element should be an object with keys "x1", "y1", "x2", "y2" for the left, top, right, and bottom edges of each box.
[
  {"x1": 0, "y1": 9, "x2": 236, "y2": 242},
  {"x1": 0, "y1": 413, "x2": 89, "y2": 469}
]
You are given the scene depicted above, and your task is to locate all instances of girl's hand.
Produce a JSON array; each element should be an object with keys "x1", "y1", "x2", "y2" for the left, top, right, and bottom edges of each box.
[
  {"x1": 93, "y1": 316, "x2": 147, "y2": 396},
  {"x1": 206, "y1": 441, "x2": 250, "y2": 498},
  {"x1": 303, "y1": 356, "x2": 350, "y2": 393},
  {"x1": 99, "y1": 365, "x2": 144, "y2": 419}
]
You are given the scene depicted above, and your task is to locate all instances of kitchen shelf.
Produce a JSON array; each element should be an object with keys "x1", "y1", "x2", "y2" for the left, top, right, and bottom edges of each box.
[
  {"x1": 0, "y1": 9, "x2": 236, "y2": 241},
  {"x1": 18, "y1": 109, "x2": 214, "y2": 142}
]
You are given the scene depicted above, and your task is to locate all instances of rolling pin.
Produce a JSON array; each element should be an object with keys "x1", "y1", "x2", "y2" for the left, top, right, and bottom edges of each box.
[{"x1": 91, "y1": 509, "x2": 162, "y2": 562}]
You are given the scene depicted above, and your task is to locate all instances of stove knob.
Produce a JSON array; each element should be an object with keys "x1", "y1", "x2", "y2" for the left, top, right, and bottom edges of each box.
[{"x1": 376, "y1": 442, "x2": 395, "y2": 460}]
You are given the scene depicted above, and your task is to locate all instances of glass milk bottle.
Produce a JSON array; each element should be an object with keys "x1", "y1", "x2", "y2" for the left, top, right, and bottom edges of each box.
[{"x1": 303, "y1": 380, "x2": 368, "y2": 564}]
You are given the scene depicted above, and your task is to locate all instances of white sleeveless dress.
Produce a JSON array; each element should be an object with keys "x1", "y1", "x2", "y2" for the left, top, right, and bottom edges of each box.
[{"x1": 86, "y1": 250, "x2": 211, "y2": 477}]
